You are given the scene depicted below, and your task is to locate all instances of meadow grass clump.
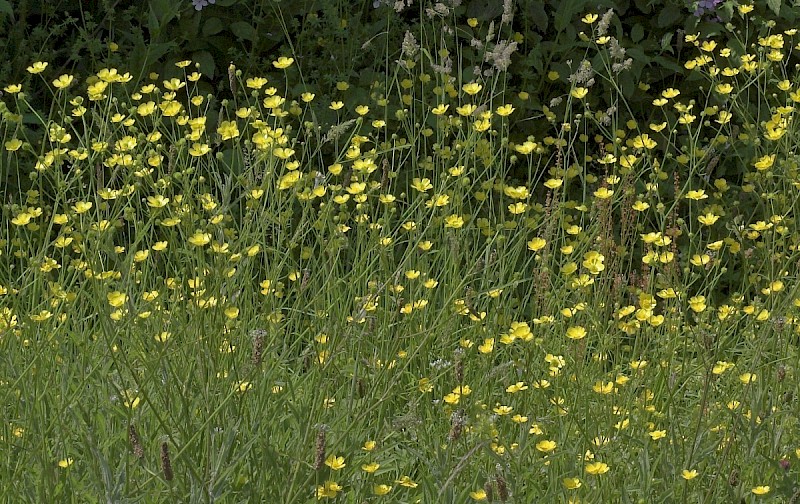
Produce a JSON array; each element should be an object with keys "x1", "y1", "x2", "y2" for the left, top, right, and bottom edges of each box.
[{"x1": 1, "y1": 4, "x2": 800, "y2": 503}]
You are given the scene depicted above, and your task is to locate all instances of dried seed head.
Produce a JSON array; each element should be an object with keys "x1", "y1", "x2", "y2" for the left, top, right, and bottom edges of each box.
[
  {"x1": 128, "y1": 424, "x2": 144, "y2": 459},
  {"x1": 495, "y1": 470, "x2": 508, "y2": 502},
  {"x1": 455, "y1": 358, "x2": 464, "y2": 384},
  {"x1": 728, "y1": 468, "x2": 738, "y2": 487},
  {"x1": 161, "y1": 442, "x2": 173, "y2": 481},
  {"x1": 313, "y1": 428, "x2": 326, "y2": 470},
  {"x1": 483, "y1": 479, "x2": 494, "y2": 502},
  {"x1": 448, "y1": 409, "x2": 466, "y2": 442},
  {"x1": 251, "y1": 328, "x2": 266, "y2": 367},
  {"x1": 501, "y1": 0, "x2": 513, "y2": 24},
  {"x1": 228, "y1": 62, "x2": 237, "y2": 96},
  {"x1": 381, "y1": 159, "x2": 389, "y2": 189},
  {"x1": 243, "y1": 144, "x2": 252, "y2": 174},
  {"x1": 777, "y1": 365, "x2": 786, "y2": 382}
]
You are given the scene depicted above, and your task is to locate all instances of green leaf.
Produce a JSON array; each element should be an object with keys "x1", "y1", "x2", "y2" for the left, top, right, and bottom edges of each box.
[
  {"x1": 527, "y1": 47, "x2": 543, "y2": 74},
  {"x1": 229, "y1": 21, "x2": 257, "y2": 42},
  {"x1": 0, "y1": 0, "x2": 13, "y2": 17},
  {"x1": 148, "y1": 0, "x2": 178, "y2": 38},
  {"x1": 553, "y1": 0, "x2": 584, "y2": 32},
  {"x1": 657, "y1": 5, "x2": 682, "y2": 28},
  {"x1": 631, "y1": 24, "x2": 644, "y2": 43},
  {"x1": 660, "y1": 32, "x2": 674, "y2": 54},
  {"x1": 627, "y1": 47, "x2": 652, "y2": 66},
  {"x1": 203, "y1": 17, "x2": 225, "y2": 37},
  {"x1": 621, "y1": 71, "x2": 634, "y2": 98},
  {"x1": 529, "y1": 1, "x2": 548, "y2": 32},
  {"x1": 193, "y1": 50, "x2": 216, "y2": 79},
  {"x1": 467, "y1": 0, "x2": 504, "y2": 21},
  {"x1": 767, "y1": 0, "x2": 780, "y2": 15},
  {"x1": 148, "y1": 5, "x2": 161, "y2": 37}
]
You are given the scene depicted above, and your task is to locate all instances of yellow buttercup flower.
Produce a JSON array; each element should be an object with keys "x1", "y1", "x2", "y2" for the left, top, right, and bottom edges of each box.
[
  {"x1": 52, "y1": 74, "x2": 74, "y2": 89},
  {"x1": 188, "y1": 231, "x2": 212, "y2": 247},
  {"x1": 462, "y1": 82, "x2": 482, "y2": 95},
  {"x1": 272, "y1": 56, "x2": 294, "y2": 69},
  {"x1": 571, "y1": 87, "x2": 589, "y2": 99},
  {"x1": 582, "y1": 13, "x2": 598, "y2": 24},
  {"x1": 27, "y1": 61, "x2": 48, "y2": 74},
  {"x1": 585, "y1": 462, "x2": 609, "y2": 475},
  {"x1": 681, "y1": 469, "x2": 699, "y2": 480}
]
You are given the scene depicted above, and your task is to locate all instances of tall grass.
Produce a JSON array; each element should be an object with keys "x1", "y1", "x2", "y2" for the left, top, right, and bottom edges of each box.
[{"x1": 1, "y1": 5, "x2": 799, "y2": 503}]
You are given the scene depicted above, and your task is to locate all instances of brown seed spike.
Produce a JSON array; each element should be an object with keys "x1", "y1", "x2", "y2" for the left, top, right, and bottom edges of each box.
[
  {"x1": 483, "y1": 479, "x2": 494, "y2": 503},
  {"x1": 228, "y1": 62, "x2": 237, "y2": 96},
  {"x1": 161, "y1": 442, "x2": 173, "y2": 481},
  {"x1": 313, "y1": 428, "x2": 326, "y2": 470},
  {"x1": 128, "y1": 424, "x2": 144, "y2": 459},
  {"x1": 495, "y1": 471, "x2": 508, "y2": 502},
  {"x1": 251, "y1": 329, "x2": 266, "y2": 367},
  {"x1": 455, "y1": 361, "x2": 464, "y2": 384}
]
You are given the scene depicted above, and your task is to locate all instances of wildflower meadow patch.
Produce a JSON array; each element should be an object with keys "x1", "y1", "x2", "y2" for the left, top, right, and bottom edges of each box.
[{"x1": 1, "y1": 3, "x2": 800, "y2": 503}]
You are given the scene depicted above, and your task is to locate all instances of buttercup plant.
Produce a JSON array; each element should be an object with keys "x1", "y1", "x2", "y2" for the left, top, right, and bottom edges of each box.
[{"x1": 0, "y1": 4, "x2": 799, "y2": 503}]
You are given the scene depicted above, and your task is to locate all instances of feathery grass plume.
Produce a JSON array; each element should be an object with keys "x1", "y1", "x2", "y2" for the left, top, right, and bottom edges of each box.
[
  {"x1": 501, "y1": 0, "x2": 513, "y2": 24},
  {"x1": 426, "y1": 2, "x2": 451, "y2": 17},
  {"x1": 485, "y1": 39, "x2": 518, "y2": 72},
  {"x1": 128, "y1": 424, "x2": 144, "y2": 459},
  {"x1": 323, "y1": 119, "x2": 356, "y2": 144},
  {"x1": 447, "y1": 409, "x2": 466, "y2": 442},
  {"x1": 250, "y1": 328, "x2": 266, "y2": 366},
  {"x1": 597, "y1": 9, "x2": 614, "y2": 35},
  {"x1": 313, "y1": 427, "x2": 327, "y2": 470},
  {"x1": 161, "y1": 442, "x2": 173, "y2": 481},
  {"x1": 568, "y1": 59, "x2": 595, "y2": 87},
  {"x1": 431, "y1": 53, "x2": 453, "y2": 75},
  {"x1": 393, "y1": 0, "x2": 412, "y2": 12},
  {"x1": 401, "y1": 31, "x2": 420, "y2": 60}
]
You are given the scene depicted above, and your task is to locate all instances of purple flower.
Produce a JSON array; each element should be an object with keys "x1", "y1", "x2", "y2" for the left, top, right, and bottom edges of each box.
[
  {"x1": 192, "y1": 0, "x2": 216, "y2": 11},
  {"x1": 693, "y1": 0, "x2": 723, "y2": 17}
]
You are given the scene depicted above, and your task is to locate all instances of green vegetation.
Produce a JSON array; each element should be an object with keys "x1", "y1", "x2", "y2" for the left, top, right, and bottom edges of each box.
[{"x1": 1, "y1": 2, "x2": 800, "y2": 502}]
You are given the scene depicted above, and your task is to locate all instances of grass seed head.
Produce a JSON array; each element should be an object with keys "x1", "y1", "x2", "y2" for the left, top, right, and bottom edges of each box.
[
  {"x1": 161, "y1": 442, "x2": 173, "y2": 481},
  {"x1": 128, "y1": 424, "x2": 144, "y2": 459}
]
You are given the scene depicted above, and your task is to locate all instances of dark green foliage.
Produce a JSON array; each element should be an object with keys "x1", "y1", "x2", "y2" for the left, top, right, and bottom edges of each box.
[{"x1": 1, "y1": 0, "x2": 798, "y2": 120}]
